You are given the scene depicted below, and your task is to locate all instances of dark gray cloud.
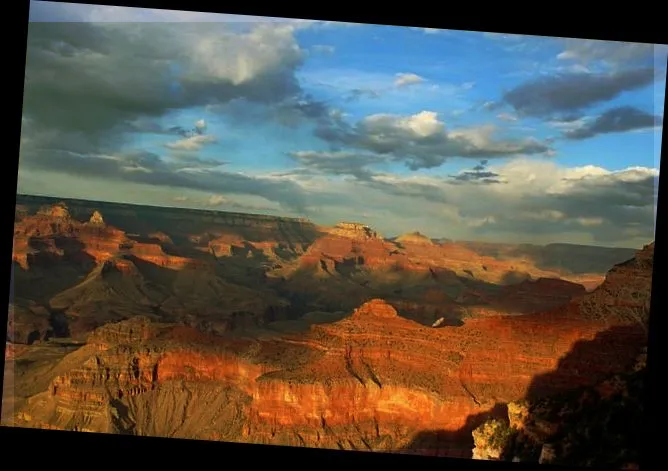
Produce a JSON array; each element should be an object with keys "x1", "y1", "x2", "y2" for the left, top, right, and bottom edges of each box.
[
  {"x1": 167, "y1": 151, "x2": 226, "y2": 169},
  {"x1": 19, "y1": 21, "x2": 316, "y2": 210},
  {"x1": 451, "y1": 172, "x2": 501, "y2": 183},
  {"x1": 314, "y1": 111, "x2": 552, "y2": 170},
  {"x1": 502, "y1": 68, "x2": 657, "y2": 118},
  {"x1": 203, "y1": 94, "x2": 332, "y2": 130},
  {"x1": 21, "y1": 148, "x2": 310, "y2": 213},
  {"x1": 557, "y1": 39, "x2": 666, "y2": 67},
  {"x1": 364, "y1": 177, "x2": 450, "y2": 205},
  {"x1": 447, "y1": 160, "x2": 502, "y2": 184},
  {"x1": 563, "y1": 106, "x2": 663, "y2": 140},
  {"x1": 21, "y1": 21, "x2": 305, "y2": 155},
  {"x1": 288, "y1": 150, "x2": 385, "y2": 180}
]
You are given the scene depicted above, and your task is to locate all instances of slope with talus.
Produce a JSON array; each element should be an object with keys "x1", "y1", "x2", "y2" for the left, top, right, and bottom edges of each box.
[{"x1": 46, "y1": 257, "x2": 168, "y2": 338}]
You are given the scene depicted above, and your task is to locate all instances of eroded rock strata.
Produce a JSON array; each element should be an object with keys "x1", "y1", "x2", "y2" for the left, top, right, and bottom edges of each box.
[
  {"x1": 470, "y1": 243, "x2": 653, "y2": 468},
  {"x1": 5, "y1": 197, "x2": 652, "y2": 461},
  {"x1": 7, "y1": 282, "x2": 649, "y2": 456}
]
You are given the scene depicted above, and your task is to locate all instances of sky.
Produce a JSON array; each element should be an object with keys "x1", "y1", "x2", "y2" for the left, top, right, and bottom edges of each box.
[{"x1": 18, "y1": 1, "x2": 667, "y2": 248}]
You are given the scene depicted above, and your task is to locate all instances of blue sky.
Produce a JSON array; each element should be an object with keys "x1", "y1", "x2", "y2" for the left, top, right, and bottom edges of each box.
[{"x1": 18, "y1": 1, "x2": 666, "y2": 247}]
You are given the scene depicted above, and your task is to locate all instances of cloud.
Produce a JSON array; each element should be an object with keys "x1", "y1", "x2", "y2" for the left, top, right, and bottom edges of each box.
[
  {"x1": 480, "y1": 101, "x2": 497, "y2": 111},
  {"x1": 502, "y1": 68, "x2": 657, "y2": 118},
  {"x1": 288, "y1": 150, "x2": 386, "y2": 180},
  {"x1": 165, "y1": 134, "x2": 217, "y2": 151},
  {"x1": 357, "y1": 159, "x2": 657, "y2": 245},
  {"x1": 29, "y1": 1, "x2": 356, "y2": 29},
  {"x1": 206, "y1": 94, "x2": 332, "y2": 129},
  {"x1": 21, "y1": 22, "x2": 305, "y2": 156},
  {"x1": 449, "y1": 160, "x2": 502, "y2": 184},
  {"x1": 315, "y1": 110, "x2": 553, "y2": 170},
  {"x1": 546, "y1": 115, "x2": 587, "y2": 129},
  {"x1": 207, "y1": 194, "x2": 230, "y2": 206},
  {"x1": 496, "y1": 113, "x2": 518, "y2": 122},
  {"x1": 394, "y1": 73, "x2": 426, "y2": 88},
  {"x1": 562, "y1": 106, "x2": 663, "y2": 140},
  {"x1": 556, "y1": 38, "x2": 665, "y2": 67},
  {"x1": 205, "y1": 194, "x2": 276, "y2": 212},
  {"x1": 20, "y1": 148, "x2": 310, "y2": 213},
  {"x1": 19, "y1": 21, "x2": 320, "y2": 209},
  {"x1": 167, "y1": 151, "x2": 225, "y2": 170},
  {"x1": 483, "y1": 32, "x2": 527, "y2": 41},
  {"x1": 409, "y1": 27, "x2": 447, "y2": 35}
]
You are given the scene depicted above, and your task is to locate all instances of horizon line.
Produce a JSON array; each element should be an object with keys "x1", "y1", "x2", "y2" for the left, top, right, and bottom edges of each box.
[{"x1": 14, "y1": 192, "x2": 647, "y2": 250}]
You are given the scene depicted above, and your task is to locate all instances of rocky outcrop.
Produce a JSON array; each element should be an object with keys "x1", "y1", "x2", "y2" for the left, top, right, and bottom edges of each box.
[
  {"x1": 469, "y1": 243, "x2": 654, "y2": 468},
  {"x1": 351, "y1": 298, "x2": 400, "y2": 319},
  {"x1": 570, "y1": 242, "x2": 654, "y2": 327},
  {"x1": 396, "y1": 231, "x2": 434, "y2": 246},
  {"x1": 15, "y1": 193, "x2": 321, "y2": 248},
  {"x1": 329, "y1": 222, "x2": 380, "y2": 240},
  {"x1": 37, "y1": 202, "x2": 71, "y2": 220},
  {"x1": 88, "y1": 210, "x2": 104, "y2": 225},
  {"x1": 470, "y1": 348, "x2": 647, "y2": 468}
]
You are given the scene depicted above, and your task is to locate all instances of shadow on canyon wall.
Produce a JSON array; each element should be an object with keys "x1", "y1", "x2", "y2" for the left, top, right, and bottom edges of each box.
[
  {"x1": 402, "y1": 403, "x2": 509, "y2": 459},
  {"x1": 14, "y1": 237, "x2": 97, "y2": 302},
  {"x1": 400, "y1": 323, "x2": 648, "y2": 461},
  {"x1": 525, "y1": 323, "x2": 646, "y2": 401}
]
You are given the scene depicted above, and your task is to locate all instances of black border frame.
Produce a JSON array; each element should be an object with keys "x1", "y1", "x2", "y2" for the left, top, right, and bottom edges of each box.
[{"x1": 3, "y1": 2, "x2": 665, "y2": 470}]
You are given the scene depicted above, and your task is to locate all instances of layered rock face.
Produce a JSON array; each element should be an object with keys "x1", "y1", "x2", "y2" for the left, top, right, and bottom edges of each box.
[
  {"x1": 7, "y1": 276, "x2": 649, "y2": 456},
  {"x1": 6, "y1": 196, "x2": 651, "y2": 462},
  {"x1": 570, "y1": 242, "x2": 654, "y2": 326},
  {"x1": 470, "y1": 243, "x2": 654, "y2": 468},
  {"x1": 11, "y1": 197, "x2": 632, "y2": 345},
  {"x1": 10, "y1": 200, "x2": 298, "y2": 342},
  {"x1": 328, "y1": 222, "x2": 380, "y2": 240},
  {"x1": 13, "y1": 202, "x2": 127, "y2": 268}
]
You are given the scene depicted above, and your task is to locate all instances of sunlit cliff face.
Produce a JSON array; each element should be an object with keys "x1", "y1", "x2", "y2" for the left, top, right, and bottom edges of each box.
[{"x1": 8, "y1": 258, "x2": 649, "y2": 453}]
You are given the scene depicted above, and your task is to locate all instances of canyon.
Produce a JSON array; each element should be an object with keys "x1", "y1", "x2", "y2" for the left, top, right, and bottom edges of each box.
[{"x1": 3, "y1": 195, "x2": 652, "y2": 465}]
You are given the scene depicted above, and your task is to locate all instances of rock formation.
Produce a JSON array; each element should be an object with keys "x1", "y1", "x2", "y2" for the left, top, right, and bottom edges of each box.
[
  {"x1": 89, "y1": 210, "x2": 104, "y2": 225},
  {"x1": 329, "y1": 222, "x2": 380, "y2": 240},
  {"x1": 570, "y1": 242, "x2": 654, "y2": 327},
  {"x1": 469, "y1": 243, "x2": 653, "y2": 468},
  {"x1": 5, "y1": 195, "x2": 652, "y2": 463},
  {"x1": 6, "y1": 276, "x2": 649, "y2": 455},
  {"x1": 396, "y1": 231, "x2": 434, "y2": 246},
  {"x1": 37, "y1": 202, "x2": 71, "y2": 220}
]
